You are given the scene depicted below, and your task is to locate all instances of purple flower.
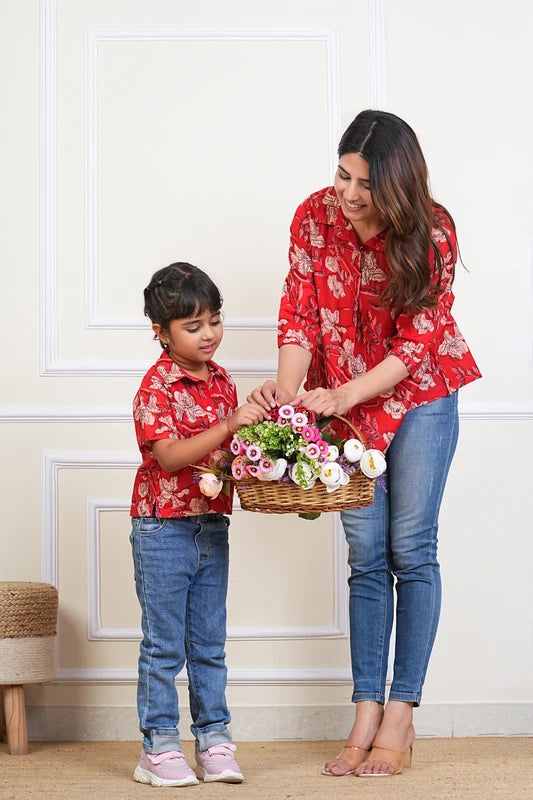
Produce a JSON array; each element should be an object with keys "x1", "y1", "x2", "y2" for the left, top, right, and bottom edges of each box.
[{"x1": 246, "y1": 444, "x2": 262, "y2": 462}]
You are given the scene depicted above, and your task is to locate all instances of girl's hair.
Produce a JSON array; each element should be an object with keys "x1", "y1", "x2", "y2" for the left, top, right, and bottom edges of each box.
[
  {"x1": 338, "y1": 109, "x2": 456, "y2": 311},
  {"x1": 144, "y1": 262, "x2": 222, "y2": 346}
]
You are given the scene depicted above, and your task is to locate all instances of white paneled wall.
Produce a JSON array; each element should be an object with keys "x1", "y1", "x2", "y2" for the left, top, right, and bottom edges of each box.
[{"x1": 1, "y1": 0, "x2": 531, "y2": 740}]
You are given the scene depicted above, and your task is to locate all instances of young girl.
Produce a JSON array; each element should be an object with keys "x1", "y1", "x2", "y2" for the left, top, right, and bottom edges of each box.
[{"x1": 130, "y1": 262, "x2": 267, "y2": 787}]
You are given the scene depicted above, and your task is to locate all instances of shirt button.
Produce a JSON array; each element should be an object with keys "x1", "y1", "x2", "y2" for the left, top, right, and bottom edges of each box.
[{"x1": 206, "y1": 406, "x2": 212, "y2": 411}]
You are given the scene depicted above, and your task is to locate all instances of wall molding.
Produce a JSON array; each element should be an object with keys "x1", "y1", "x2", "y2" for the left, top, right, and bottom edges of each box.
[
  {"x1": 86, "y1": 496, "x2": 348, "y2": 642},
  {"x1": 27, "y1": 702, "x2": 533, "y2": 739},
  {"x1": 85, "y1": 26, "x2": 340, "y2": 333},
  {"x1": 53, "y1": 667, "x2": 352, "y2": 686},
  {"x1": 369, "y1": 0, "x2": 388, "y2": 109},
  {"x1": 5, "y1": 402, "x2": 532, "y2": 423},
  {"x1": 40, "y1": 0, "x2": 346, "y2": 374}
]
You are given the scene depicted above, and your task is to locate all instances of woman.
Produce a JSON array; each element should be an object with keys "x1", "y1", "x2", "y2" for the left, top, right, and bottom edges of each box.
[{"x1": 249, "y1": 110, "x2": 481, "y2": 777}]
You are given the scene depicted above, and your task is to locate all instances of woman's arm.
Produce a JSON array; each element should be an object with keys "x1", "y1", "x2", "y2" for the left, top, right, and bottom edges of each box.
[
  {"x1": 248, "y1": 344, "x2": 312, "y2": 410},
  {"x1": 295, "y1": 354, "x2": 409, "y2": 417}
]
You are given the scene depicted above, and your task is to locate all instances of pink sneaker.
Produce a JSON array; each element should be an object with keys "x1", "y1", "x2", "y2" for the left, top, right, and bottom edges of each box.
[
  {"x1": 133, "y1": 749, "x2": 199, "y2": 787},
  {"x1": 195, "y1": 743, "x2": 244, "y2": 783}
]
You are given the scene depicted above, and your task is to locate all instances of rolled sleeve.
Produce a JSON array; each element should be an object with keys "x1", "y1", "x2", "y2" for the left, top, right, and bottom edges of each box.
[{"x1": 277, "y1": 207, "x2": 321, "y2": 351}]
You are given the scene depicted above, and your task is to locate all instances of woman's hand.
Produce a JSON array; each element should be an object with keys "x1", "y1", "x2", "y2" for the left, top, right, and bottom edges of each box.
[
  {"x1": 247, "y1": 381, "x2": 295, "y2": 411},
  {"x1": 294, "y1": 386, "x2": 354, "y2": 417}
]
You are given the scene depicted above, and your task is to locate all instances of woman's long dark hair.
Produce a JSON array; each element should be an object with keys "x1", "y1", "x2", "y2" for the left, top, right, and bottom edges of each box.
[{"x1": 338, "y1": 110, "x2": 455, "y2": 311}]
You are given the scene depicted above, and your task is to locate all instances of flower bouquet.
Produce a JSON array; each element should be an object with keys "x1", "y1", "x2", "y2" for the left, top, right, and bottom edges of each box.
[{"x1": 198, "y1": 405, "x2": 386, "y2": 517}]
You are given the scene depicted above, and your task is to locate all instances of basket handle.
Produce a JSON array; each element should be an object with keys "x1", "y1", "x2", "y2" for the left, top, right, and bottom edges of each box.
[{"x1": 330, "y1": 413, "x2": 368, "y2": 448}]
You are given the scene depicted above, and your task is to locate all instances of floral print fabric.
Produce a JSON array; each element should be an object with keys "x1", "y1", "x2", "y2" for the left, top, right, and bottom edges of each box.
[
  {"x1": 278, "y1": 187, "x2": 481, "y2": 451},
  {"x1": 130, "y1": 351, "x2": 237, "y2": 517}
]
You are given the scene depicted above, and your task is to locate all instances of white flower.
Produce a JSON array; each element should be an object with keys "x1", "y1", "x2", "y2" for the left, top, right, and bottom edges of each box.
[
  {"x1": 198, "y1": 473, "x2": 224, "y2": 499},
  {"x1": 343, "y1": 438, "x2": 365, "y2": 463},
  {"x1": 263, "y1": 458, "x2": 288, "y2": 481},
  {"x1": 290, "y1": 462, "x2": 316, "y2": 489},
  {"x1": 319, "y1": 462, "x2": 349, "y2": 493},
  {"x1": 360, "y1": 449, "x2": 387, "y2": 478},
  {"x1": 325, "y1": 445, "x2": 339, "y2": 461}
]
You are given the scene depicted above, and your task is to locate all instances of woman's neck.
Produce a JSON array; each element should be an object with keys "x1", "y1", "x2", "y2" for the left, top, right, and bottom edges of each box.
[{"x1": 350, "y1": 219, "x2": 387, "y2": 244}]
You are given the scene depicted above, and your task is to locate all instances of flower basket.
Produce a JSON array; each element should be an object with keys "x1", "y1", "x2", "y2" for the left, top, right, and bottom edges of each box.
[{"x1": 235, "y1": 414, "x2": 375, "y2": 514}]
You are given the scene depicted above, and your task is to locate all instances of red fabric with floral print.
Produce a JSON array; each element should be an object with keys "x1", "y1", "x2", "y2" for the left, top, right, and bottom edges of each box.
[
  {"x1": 278, "y1": 186, "x2": 482, "y2": 452},
  {"x1": 130, "y1": 350, "x2": 237, "y2": 517}
]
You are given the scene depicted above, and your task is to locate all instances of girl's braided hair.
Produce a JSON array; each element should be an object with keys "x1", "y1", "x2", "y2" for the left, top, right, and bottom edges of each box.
[{"x1": 144, "y1": 262, "x2": 222, "y2": 347}]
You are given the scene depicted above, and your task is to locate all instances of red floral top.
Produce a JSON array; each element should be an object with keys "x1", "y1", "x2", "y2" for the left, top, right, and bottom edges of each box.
[
  {"x1": 278, "y1": 186, "x2": 481, "y2": 452},
  {"x1": 130, "y1": 350, "x2": 237, "y2": 517}
]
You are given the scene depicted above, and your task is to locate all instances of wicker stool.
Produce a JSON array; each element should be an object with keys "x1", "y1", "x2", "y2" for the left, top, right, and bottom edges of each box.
[{"x1": 0, "y1": 582, "x2": 58, "y2": 754}]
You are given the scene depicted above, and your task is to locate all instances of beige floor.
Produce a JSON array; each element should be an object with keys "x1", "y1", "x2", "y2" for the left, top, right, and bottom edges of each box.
[{"x1": 1, "y1": 738, "x2": 532, "y2": 800}]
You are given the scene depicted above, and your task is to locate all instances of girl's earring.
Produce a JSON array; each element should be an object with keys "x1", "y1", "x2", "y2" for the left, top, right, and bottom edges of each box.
[{"x1": 162, "y1": 341, "x2": 170, "y2": 351}]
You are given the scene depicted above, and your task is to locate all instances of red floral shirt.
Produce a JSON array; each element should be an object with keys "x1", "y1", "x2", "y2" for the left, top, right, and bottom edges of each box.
[
  {"x1": 130, "y1": 351, "x2": 237, "y2": 517},
  {"x1": 278, "y1": 186, "x2": 481, "y2": 452}
]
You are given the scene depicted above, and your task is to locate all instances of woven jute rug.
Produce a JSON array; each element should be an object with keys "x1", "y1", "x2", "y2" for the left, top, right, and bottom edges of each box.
[{"x1": 1, "y1": 738, "x2": 532, "y2": 800}]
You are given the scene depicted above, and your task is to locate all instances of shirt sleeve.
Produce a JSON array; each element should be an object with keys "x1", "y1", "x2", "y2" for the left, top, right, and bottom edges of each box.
[
  {"x1": 133, "y1": 385, "x2": 181, "y2": 452},
  {"x1": 277, "y1": 201, "x2": 321, "y2": 352},
  {"x1": 387, "y1": 219, "x2": 457, "y2": 382}
]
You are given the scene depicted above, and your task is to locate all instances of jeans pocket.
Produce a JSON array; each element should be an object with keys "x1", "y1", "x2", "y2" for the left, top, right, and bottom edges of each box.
[{"x1": 135, "y1": 516, "x2": 167, "y2": 535}]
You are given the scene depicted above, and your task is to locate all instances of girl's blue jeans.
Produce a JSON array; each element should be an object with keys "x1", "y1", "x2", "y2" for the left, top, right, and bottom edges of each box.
[
  {"x1": 340, "y1": 391, "x2": 459, "y2": 707},
  {"x1": 130, "y1": 513, "x2": 233, "y2": 753}
]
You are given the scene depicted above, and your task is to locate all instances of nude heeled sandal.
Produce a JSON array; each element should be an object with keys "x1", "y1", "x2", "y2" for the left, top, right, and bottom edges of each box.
[
  {"x1": 321, "y1": 744, "x2": 371, "y2": 776},
  {"x1": 356, "y1": 742, "x2": 414, "y2": 777}
]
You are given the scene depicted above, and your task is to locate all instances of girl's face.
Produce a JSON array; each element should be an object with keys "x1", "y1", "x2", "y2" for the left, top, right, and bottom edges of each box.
[
  {"x1": 334, "y1": 152, "x2": 383, "y2": 236},
  {"x1": 152, "y1": 307, "x2": 223, "y2": 374}
]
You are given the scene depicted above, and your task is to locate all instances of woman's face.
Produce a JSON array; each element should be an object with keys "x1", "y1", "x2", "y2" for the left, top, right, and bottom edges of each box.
[{"x1": 334, "y1": 153, "x2": 383, "y2": 234}]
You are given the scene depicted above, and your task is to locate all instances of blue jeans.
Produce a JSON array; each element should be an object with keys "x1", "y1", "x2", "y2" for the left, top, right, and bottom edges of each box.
[
  {"x1": 341, "y1": 392, "x2": 459, "y2": 707},
  {"x1": 130, "y1": 513, "x2": 233, "y2": 753}
]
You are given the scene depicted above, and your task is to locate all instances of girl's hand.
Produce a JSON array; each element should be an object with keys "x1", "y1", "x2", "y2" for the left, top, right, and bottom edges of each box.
[
  {"x1": 228, "y1": 402, "x2": 269, "y2": 434},
  {"x1": 294, "y1": 386, "x2": 354, "y2": 417},
  {"x1": 247, "y1": 381, "x2": 295, "y2": 411}
]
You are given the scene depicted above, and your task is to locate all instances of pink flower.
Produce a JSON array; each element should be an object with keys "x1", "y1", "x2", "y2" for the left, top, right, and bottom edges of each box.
[
  {"x1": 198, "y1": 473, "x2": 224, "y2": 499},
  {"x1": 259, "y1": 458, "x2": 274, "y2": 473},
  {"x1": 301, "y1": 426, "x2": 315, "y2": 442},
  {"x1": 246, "y1": 444, "x2": 262, "y2": 462},
  {"x1": 317, "y1": 439, "x2": 329, "y2": 454},
  {"x1": 278, "y1": 404, "x2": 295, "y2": 420},
  {"x1": 305, "y1": 443, "x2": 321, "y2": 459},
  {"x1": 231, "y1": 456, "x2": 246, "y2": 480},
  {"x1": 230, "y1": 437, "x2": 241, "y2": 455},
  {"x1": 291, "y1": 412, "x2": 308, "y2": 430},
  {"x1": 246, "y1": 464, "x2": 261, "y2": 477},
  {"x1": 305, "y1": 425, "x2": 321, "y2": 442}
]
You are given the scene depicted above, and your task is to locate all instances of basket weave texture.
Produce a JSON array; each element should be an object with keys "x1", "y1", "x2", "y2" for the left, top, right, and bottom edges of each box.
[
  {"x1": 0, "y1": 582, "x2": 58, "y2": 639},
  {"x1": 235, "y1": 414, "x2": 375, "y2": 514}
]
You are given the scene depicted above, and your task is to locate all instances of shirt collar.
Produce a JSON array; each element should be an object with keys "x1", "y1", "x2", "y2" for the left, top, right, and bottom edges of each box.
[
  {"x1": 322, "y1": 187, "x2": 387, "y2": 252},
  {"x1": 154, "y1": 350, "x2": 226, "y2": 386}
]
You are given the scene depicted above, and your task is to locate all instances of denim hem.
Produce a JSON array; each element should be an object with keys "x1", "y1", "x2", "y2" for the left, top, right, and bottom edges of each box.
[
  {"x1": 352, "y1": 691, "x2": 385, "y2": 705},
  {"x1": 388, "y1": 691, "x2": 421, "y2": 707},
  {"x1": 195, "y1": 725, "x2": 232, "y2": 752},
  {"x1": 145, "y1": 732, "x2": 182, "y2": 754}
]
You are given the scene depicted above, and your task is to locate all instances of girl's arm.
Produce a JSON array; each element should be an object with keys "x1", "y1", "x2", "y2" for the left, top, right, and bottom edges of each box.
[{"x1": 151, "y1": 402, "x2": 268, "y2": 473}]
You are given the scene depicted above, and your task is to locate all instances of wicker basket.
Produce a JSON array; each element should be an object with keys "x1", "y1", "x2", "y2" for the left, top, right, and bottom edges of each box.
[{"x1": 235, "y1": 414, "x2": 375, "y2": 514}]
